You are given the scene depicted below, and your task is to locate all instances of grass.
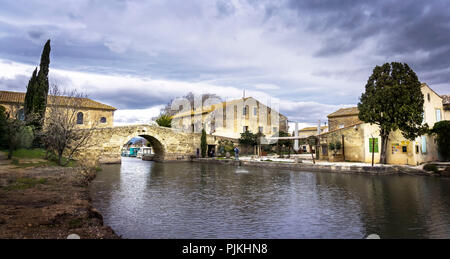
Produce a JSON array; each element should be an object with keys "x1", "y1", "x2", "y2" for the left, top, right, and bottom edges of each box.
[
  {"x1": 1, "y1": 148, "x2": 77, "y2": 168},
  {"x1": 10, "y1": 148, "x2": 47, "y2": 159},
  {"x1": 3, "y1": 177, "x2": 48, "y2": 191}
]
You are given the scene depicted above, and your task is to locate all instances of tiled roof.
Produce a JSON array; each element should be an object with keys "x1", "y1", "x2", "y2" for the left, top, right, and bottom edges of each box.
[
  {"x1": 0, "y1": 91, "x2": 116, "y2": 111},
  {"x1": 327, "y1": 107, "x2": 359, "y2": 118}
]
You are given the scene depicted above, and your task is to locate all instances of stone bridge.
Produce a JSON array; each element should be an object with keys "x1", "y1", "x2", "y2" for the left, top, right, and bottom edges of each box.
[{"x1": 77, "y1": 124, "x2": 236, "y2": 164}]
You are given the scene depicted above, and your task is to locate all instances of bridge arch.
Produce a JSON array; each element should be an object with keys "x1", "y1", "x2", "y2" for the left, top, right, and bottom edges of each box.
[
  {"x1": 124, "y1": 134, "x2": 166, "y2": 162},
  {"x1": 77, "y1": 124, "x2": 236, "y2": 164}
]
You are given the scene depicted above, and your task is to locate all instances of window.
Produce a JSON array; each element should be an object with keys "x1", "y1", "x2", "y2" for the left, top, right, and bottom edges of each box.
[
  {"x1": 258, "y1": 126, "x2": 263, "y2": 133},
  {"x1": 18, "y1": 109, "x2": 25, "y2": 121},
  {"x1": 415, "y1": 145, "x2": 419, "y2": 154},
  {"x1": 243, "y1": 126, "x2": 248, "y2": 132},
  {"x1": 402, "y1": 146, "x2": 407, "y2": 153},
  {"x1": 77, "y1": 112, "x2": 84, "y2": 124},
  {"x1": 421, "y1": 136, "x2": 427, "y2": 154},
  {"x1": 427, "y1": 93, "x2": 430, "y2": 102},
  {"x1": 436, "y1": 109, "x2": 441, "y2": 122},
  {"x1": 273, "y1": 127, "x2": 277, "y2": 132},
  {"x1": 100, "y1": 117, "x2": 107, "y2": 123},
  {"x1": 253, "y1": 107, "x2": 257, "y2": 116},
  {"x1": 322, "y1": 145, "x2": 328, "y2": 155},
  {"x1": 243, "y1": 107, "x2": 247, "y2": 115}
]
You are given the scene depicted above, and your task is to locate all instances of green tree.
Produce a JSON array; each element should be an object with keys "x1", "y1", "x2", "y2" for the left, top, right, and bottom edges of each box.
[
  {"x1": 431, "y1": 121, "x2": 450, "y2": 161},
  {"x1": 358, "y1": 62, "x2": 428, "y2": 164},
  {"x1": 201, "y1": 127, "x2": 207, "y2": 158},
  {"x1": 24, "y1": 39, "x2": 51, "y2": 133},
  {"x1": 239, "y1": 130, "x2": 257, "y2": 146},
  {"x1": 0, "y1": 106, "x2": 8, "y2": 148},
  {"x1": 155, "y1": 113, "x2": 172, "y2": 127},
  {"x1": 1, "y1": 108, "x2": 38, "y2": 159},
  {"x1": 276, "y1": 131, "x2": 291, "y2": 157}
]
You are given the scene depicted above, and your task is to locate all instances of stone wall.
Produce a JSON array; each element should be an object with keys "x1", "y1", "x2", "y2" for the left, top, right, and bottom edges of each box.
[
  {"x1": 319, "y1": 124, "x2": 365, "y2": 162},
  {"x1": 328, "y1": 115, "x2": 362, "y2": 131}
]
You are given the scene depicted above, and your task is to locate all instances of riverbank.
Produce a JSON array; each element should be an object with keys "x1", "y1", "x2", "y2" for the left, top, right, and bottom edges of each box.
[
  {"x1": 0, "y1": 152, "x2": 119, "y2": 239},
  {"x1": 192, "y1": 156, "x2": 434, "y2": 176}
]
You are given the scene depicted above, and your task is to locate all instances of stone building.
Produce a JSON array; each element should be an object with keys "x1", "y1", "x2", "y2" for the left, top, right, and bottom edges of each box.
[
  {"x1": 319, "y1": 83, "x2": 448, "y2": 165},
  {"x1": 295, "y1": 126, "x2": 328, "y2": 152},
  {"x1": 327, "y1": 107, "x2": 361, "y2": 131},
  {"x1": 171, "y1": 97, "x2": 289, "y2": 139},
  {"x1": 0, "y1": 90, "x2": 116, "y2": 128}
]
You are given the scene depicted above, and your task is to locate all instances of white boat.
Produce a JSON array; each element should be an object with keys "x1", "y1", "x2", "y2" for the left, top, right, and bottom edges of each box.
[{"x1": 137, "y1": 147, "x2": 153, "y2": 159}]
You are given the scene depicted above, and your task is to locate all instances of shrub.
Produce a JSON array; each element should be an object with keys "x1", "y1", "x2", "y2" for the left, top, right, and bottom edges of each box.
[
  {"x1": 423, "y1": 164, "x2": 439, "y2": 173},
  {"x1": 431, "y1": 121, "x2": 450, "y2": 161}
]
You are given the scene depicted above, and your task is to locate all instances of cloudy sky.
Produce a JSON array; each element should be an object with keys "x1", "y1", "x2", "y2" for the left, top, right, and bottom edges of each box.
[{"x1": 1, "y1": 0, "x2": 449, "y2": 128}]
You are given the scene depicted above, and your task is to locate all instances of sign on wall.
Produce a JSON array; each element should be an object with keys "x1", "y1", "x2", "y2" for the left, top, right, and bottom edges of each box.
[{"x1": 392, "y1": 143, "x2": 400, "y2": 154}]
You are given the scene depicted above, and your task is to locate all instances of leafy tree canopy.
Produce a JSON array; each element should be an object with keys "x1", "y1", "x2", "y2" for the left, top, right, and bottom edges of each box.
[
  {"x1": 358, "y1": 62, "x2": 428, "y2": 140},
  {"x1": 155, "y1": 114, "x2": 172, "y2": 127},
  {"x1": 239, "y1": 130, "x2": 257, "y2": 146}
]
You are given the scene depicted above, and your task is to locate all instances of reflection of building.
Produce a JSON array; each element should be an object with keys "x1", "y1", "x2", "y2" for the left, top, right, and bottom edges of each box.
[
  {"x1": 319, "y1": 83, "x2": 448, "y2": 165},
  {"x1": 0, "y1": 91, "x2": 116, "y2": 128},
  {"x1": 172, "y1": 97, "x2": 288, "y2": 139},
  {"x1": 296, "y1": 126, "x2": 328, "y2": 152}
]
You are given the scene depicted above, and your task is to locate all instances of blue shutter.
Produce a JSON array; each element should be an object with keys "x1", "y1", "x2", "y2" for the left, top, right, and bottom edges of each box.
[
  {"x1": 436, "y1": 109, "x2": 441, "y2": 122},
  {"x1": 421, "y1": 136, "x2": 427, "y2": 154}
]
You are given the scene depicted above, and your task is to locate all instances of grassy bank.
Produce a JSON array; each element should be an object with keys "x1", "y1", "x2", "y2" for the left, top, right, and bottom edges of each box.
[{"x1": 2, "y1": 148, "x2": 77, "y2": 168}]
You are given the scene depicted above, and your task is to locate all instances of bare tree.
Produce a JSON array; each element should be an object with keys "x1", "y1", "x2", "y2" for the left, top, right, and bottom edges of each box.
[
  {"x1": 39, "y1": 85, "x2": 98, "y2": 166},
  {"x1": 158, "y1": 92, "x2": 223, "y2": 117}
]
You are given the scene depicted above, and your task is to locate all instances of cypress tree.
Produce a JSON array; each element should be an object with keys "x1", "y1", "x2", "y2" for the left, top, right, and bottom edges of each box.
[
  {"x1": 201, "y1": 128, "x2": 207, "y2": 158},
  {"x1": 24, "y1": 39, "x2": 51, "y2": 132},
  {"x1": 34, "y1": 39, "x2": 51, "y2": 128},
  {"x1": 24, "y1": 68, "x2": 38, "y2": 119}
]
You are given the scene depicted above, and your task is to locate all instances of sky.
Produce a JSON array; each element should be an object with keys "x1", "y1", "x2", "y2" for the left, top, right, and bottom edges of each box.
[{"x1": 0, "y1": 0, "x2": 449, "y2": 129}]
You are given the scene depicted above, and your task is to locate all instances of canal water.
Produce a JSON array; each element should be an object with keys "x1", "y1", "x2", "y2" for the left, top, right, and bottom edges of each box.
[{"x1": 90, "y1": 157, "x2": 450, "y2": 239}]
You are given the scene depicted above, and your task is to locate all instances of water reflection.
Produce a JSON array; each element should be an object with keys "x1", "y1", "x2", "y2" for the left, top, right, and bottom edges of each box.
[{"x1": 90, "y1": 158, "x2": 450, "y2": 239}]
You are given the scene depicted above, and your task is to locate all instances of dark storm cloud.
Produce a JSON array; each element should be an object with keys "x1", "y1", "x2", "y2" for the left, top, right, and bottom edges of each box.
[
  {"x1": 1, "y1": 0, "x2": 450, "y2": 126},
  {"x1": 0, "y1": 74, "x2": 29, "y2": 91},
  {"x1": 92, "y1": 90, "x2": 168, "y2": 110},
  {"x1": 287, "y1": 0, "x2": 450, "y2": 74}
]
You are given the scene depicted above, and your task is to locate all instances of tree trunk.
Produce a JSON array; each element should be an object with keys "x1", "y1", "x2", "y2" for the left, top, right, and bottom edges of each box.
[
  {"x1": 380, "y1": 132, "x2": 389, "y2": 164},
  {"x1": 7, "y1": 148, "x2": 13, "y2": 160},
  {"x1": 58, "y1": 151, "x2": 63, "y2": 166}
]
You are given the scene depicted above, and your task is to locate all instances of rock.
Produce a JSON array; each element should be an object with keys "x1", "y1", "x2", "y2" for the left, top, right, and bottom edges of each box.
[
  {"x1": 226, "y1": 152, "x2": 231, "y2": 159},
  {"x1": 67, "y1": 233, "x2": 81, "y2": 239}
]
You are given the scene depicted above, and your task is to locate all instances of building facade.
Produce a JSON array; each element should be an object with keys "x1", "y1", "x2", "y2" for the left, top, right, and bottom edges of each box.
[
  {"x1": 0, "y1": 91, "x2": 116, "y2": 128},
  {"x1": 296, "y1": 126, "x2": 328, "y2": 153},
  {"x1": 319, "y1": 83, "x2": 448, "y2": 165},
  {"x1": 171, "y1": 97, "x2": 288, "y2": 139}
]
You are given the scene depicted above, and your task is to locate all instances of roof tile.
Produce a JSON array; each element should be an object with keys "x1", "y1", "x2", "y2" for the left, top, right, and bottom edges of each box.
[{"x1": 0, "y1": 91, "x2": 116, "y2": 111}]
